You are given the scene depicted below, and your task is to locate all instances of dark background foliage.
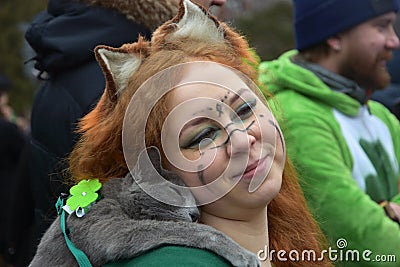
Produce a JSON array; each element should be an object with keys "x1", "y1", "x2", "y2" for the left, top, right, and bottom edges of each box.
[
  {"x1": 0, "y1": 0, "x2": 47, "y2": 115},
  {"x1": 234, "y1": 1, "x2": 294, "y2": 60}
]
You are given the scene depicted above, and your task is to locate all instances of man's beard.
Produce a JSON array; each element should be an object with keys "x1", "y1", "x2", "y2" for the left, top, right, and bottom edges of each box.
[{"x1": 340, "y1": 51, "x2": 392, "y2": 90}]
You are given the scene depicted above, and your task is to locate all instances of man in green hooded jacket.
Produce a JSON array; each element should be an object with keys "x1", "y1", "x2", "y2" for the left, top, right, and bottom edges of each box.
[{"x1": 259, "y1": 0, "x2": 400, "y2": 266}]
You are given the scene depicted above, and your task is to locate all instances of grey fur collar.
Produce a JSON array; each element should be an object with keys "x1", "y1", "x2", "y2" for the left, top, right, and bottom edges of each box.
[
  {"x1": 29, "y1": 148, "x2": 260, "y2": 266},
  {"x1": 76, "y1": 0, "x2": 179, "y2": 30}
]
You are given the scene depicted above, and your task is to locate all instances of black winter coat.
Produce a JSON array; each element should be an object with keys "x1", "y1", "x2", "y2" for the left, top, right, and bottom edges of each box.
[{"x1": 25, "y1": 0, "x2": 152, "y2": 243}]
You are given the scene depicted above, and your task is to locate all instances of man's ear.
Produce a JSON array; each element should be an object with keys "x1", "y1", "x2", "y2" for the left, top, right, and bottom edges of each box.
[
  {"x1": 94, "y1": 42, "x2": 144, "y2": 102},
  {"x1": 327, "y1": 36, "x2": 342, "y2": 52}
]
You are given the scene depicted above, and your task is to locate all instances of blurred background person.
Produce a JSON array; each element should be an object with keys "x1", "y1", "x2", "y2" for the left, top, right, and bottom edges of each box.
[
  {"x1": 0, "y1": 74, "x2": 26, "y2": 267},
  {"x1": 0, "y1": 75, "x2": 29, "y2": 133},
  {"x1": 372, "y1": 15, "x2": 400, "y2": 120},
  {"x1": 259, "y1": 0, "x2": 400, "y2": 266}
]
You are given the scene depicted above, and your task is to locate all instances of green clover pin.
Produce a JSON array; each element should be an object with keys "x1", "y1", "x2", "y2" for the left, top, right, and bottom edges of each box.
[{"x1": 66, "y1": 179, "x2": 102, "y2": 212}]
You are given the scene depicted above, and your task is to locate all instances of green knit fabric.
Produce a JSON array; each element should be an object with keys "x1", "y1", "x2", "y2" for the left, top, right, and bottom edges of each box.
[
  {"x1": 103, "y1": 245, "x2": 232, "y2": 267},
  {"x1": 259, "y1": 50, "x2": 400, "y2": 267}
]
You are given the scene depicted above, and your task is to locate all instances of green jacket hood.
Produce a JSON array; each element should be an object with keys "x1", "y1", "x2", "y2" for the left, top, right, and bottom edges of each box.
[{"x1": 259, "y1": 50, "x2": 361, "y2": 116}]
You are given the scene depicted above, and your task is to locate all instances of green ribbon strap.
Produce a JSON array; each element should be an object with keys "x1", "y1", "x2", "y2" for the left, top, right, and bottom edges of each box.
[{"x1": 56, "y1": 196, "x2": 93, "y2": 267}]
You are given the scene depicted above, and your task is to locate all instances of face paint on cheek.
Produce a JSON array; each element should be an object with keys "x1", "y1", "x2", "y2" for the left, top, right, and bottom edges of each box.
[
  {"x1": 268, "y1": 119, "x2": 285, "y2": 153},
  {"x1": 197, "y1": 164, "x2": 206, "y2": 185},
  {"x1": 221, "y1": 120, "x2": 255, "y2": 148},
  {"x1": 224, "y1": 122, "x2": 234, "y2": 129},
  {"x1": 193, "y1": 106, "x2": 214, "y2": 116},
  {"x1": 216, "y1": 103, "x2": 223, "y2": 117},
  {"x1": 221, "y1": 96, "x2": 228, "y2": 103},
  {"x1": 220, "y1": 91, "x2": 230, "y2": 103},
  {"x1": 205, "y1": 120, "x2": 256, "y2": 150},
  {"x1": 245, "y1": 120, "x2": 256, "y2": 136}
]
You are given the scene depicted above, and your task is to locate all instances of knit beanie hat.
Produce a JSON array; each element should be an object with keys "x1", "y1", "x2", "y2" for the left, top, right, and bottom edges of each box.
[{"x1": 294, "y1": 0, "x2": 399, "y2": 51}]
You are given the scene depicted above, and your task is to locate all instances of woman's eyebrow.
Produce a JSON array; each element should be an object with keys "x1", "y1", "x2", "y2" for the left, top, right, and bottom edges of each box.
[
  {"x1": 179, "y1": 88, "x2": 249, "y2": 137},
  {"x1": 228, "y1": 88, "x2": 247, "y2": 106},
  {"x1": 179, "y1": 117, "x2": 209, "y2": 137}
]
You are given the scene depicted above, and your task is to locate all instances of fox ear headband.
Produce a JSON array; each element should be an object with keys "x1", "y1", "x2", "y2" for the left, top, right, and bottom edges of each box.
[
  {"x1": 84, "y1": 0, "x2": 277, "y2": 206},
  {"x1": 93, "y1": 0, "x2": 249, "y2": 107}
]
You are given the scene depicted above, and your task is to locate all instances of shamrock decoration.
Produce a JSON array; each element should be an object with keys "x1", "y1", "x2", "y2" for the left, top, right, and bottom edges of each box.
[{"x1": 64, "y1": 179, "x2": 102, "y2": 217}]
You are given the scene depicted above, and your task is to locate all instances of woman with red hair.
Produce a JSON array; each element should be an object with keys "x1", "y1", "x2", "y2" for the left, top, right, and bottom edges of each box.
[{"x1": 31, "y1": 1, "x2": 331, "y2": 266}]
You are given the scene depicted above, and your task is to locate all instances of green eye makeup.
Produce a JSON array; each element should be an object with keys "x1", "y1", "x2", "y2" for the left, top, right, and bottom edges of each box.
[
  {"x1": 181, "y1": 125, "x2": 221, "y2": 149},
  {"x1": 233, "y1": 98, "x2": 257, "y2": 122},
  {"x1": 180, "y1": 93, "x2": 257, "y2": 151}
]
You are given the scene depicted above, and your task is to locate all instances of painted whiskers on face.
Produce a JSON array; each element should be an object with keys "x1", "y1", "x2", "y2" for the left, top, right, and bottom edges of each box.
[
  {"x1": 268, "y1": 119, "x2": 285, "y2": 154},
  {"x1": 211, "y1": 120, "x2": 256, "y2": 150},
  {"x1": 180, "y1": 88, "x2": 257, "y2": 150},
  {"x1": 195, "y1": 119, "x2": 256, "y2": 185},
  {"x1": 178, "y1": 87, "x2": 276, "y2": 190}
]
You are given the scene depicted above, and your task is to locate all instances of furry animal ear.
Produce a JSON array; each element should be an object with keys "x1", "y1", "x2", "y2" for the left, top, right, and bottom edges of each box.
[
  {"x1": 133, "y1": 147, "x2": 171, "y2": 185},
  {"x1": 94, "y1": 41, "x2": 146, "y2": 102},
  {"x1": 132, "y1": 147, "x2": 161, "y2": 184},
  {"x1": 151, "y1": 0, "x2": 224, "y2": 49}
]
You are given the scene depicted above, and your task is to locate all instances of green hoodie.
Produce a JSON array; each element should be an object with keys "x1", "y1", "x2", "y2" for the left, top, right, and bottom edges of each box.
[
  {"x1": 259, "y1": 50, "x2": 400, "y2": 267},
  {"x1": 104, "y1": 246, "x2": 231, "y2": 267}
]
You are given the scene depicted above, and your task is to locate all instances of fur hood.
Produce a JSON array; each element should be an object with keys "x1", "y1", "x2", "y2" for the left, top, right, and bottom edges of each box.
[{"x1": 76, "y1": 0, "x2": 179, "y2": 30}]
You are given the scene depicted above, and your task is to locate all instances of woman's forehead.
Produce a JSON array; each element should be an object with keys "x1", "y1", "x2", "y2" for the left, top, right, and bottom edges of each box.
[
  {"x1": 169, "y1": 62, "x2": 251, "y2": 104},
  {"x1": 169, "y1": 83, "x2": 253, "y2": 111},
  {"x1": 178, "y1": 62, "x2": 248, "y2": 88}
]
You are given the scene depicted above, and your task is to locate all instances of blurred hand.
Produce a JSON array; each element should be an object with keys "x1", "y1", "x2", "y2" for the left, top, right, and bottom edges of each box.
[
  {"x1": 0, "y1": 104, "x2": 13, "y2": 120},
  {"x1": 389, "y1": 202, "x2": 400, "y2": 223}
]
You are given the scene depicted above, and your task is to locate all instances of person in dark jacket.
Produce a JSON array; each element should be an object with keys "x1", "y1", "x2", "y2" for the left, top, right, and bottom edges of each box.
[
  {"x1": 0, "y1": 74, "x2": 26, "y2": 266},
  {"x1": 24, "y1": 0, "x2": 180, "y2": 251}
]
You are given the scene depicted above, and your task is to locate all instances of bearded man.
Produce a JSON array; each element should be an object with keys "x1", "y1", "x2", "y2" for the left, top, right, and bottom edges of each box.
[{"x1": 259, "y1": 1, "x2": 400, "y2": 266}]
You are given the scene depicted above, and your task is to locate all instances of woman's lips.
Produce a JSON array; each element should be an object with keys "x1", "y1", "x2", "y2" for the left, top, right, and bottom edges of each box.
[{"x1": 233, "y1": 157, "x2": 268, "y2": 180}]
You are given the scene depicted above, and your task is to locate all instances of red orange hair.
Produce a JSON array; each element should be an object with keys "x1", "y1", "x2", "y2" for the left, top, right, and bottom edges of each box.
[{"x1": 69, "y1": 1, "x2": 331, "y2": 266}]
